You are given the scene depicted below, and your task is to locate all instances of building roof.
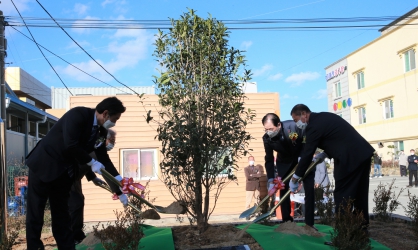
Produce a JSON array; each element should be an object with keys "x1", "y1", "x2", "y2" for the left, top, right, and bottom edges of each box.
[
  {"x1": 378, "y1": 6, "x2": 418, "y2": 32},
  {"x1": 6, "y1": 93, "x2": 58, "y2": 122}
]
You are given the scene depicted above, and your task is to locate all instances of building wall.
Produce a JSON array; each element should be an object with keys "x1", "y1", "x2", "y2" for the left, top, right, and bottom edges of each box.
[
  {"x1": 346, "y1": 16, "x2": 418, "y2": 159},
  {"x1": 52, "y1": 86, "x2": 155, "y2": 109},
  {"x1": 325, "y1": 59, "x2": 351, "y2": 122},
  {"x1": 5, "y1": 67, "x2": 52, "y2": 108},
  {"x1": 69, "y1": 93, "x2": 279, "y2": 221}
]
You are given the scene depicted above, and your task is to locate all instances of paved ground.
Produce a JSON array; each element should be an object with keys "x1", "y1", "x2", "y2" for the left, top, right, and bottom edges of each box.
[
  {"x1": 367, "y1": 173, "x2": 413, "y2": 217},
  {"x1": 84, "y1": 173, "x2": 415, "y2": 231}
]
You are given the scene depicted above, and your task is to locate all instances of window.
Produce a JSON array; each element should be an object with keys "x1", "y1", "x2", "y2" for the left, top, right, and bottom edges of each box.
[
  {"x1": 404, "y1": 49, "x2": 416, "y2": 72},
  {"x1": 358, "y1": 107, "x2": 366, "y2": 124},
  {"x1": 121, "y1": 149, "x2": 158, "y2": 180},
  {"x1": 357, "y1": 71, "x2": 365, "y2": 89},
  {"x1": 206, "y1": 148, "x2": 233, "y2": 177},
  {"x1": 394, "y1": 141, "x2": 404, "y2": 152},
  {"x1": 9, "y1": 115, "x2": 25, "y2": 133},
  {"x1": 334, "y1": 82, "x2": 341, "y2": 98},
  {"x1": 383, "y1": 99, "x2": 394, "y2": 119}
]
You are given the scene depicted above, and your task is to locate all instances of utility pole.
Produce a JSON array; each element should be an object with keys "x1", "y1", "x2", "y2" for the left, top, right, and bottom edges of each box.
[{"x1": 0, "y1": 10, "x2": 7, "y2": 242}]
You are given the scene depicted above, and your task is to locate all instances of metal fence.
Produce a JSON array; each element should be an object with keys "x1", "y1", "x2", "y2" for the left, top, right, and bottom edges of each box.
[{"x1": 7, "y1": 164, "x2": 28, "y2": 217}]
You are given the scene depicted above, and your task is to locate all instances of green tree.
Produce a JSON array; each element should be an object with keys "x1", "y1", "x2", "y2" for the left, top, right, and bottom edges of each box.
[{"x1": 149, "y1": 9, "x2": 254, "y2": 232}]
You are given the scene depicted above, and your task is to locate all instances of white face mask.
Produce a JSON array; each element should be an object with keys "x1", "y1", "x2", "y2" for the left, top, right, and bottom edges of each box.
[
  {"x1": 103, "y1": 117, "x2": 115, "y2": 129},
  {"x1": 266, "y1": 129, "x2": 279, "y2": 138},
  {"x1": 106, "y1": 143, "x2": 114, "y2": 151},
  {"x1": 296, "y1": 119, "x2": 307, "y2": 130},
  {"x1": 411, "y1": 152, "x2": 415, "y2": 156},
  {"x1": 249, "y1": 161, "x2": 254, "y2": 166}
]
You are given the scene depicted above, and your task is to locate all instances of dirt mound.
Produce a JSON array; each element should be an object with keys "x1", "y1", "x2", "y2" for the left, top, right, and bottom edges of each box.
[
  {"x1": 165, "y1": 201, "x2": 186, "y2": 214},
  {"x1": 274, "y1": 222, "x2": 325, "y2": 237},
  {"x1": 172, "y1": 224, "x2": 262, "y2": 250},
  {"x1": 80, "y1": 233, "x2": 101, "y2": 246},
  {"x1": 141, "y1": 209, "x2": 161, "y2": 219}
]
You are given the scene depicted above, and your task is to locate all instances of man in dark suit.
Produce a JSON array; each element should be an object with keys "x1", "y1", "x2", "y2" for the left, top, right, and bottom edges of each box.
[
  {"x1": 262, "y1": 113, "x2": 315, "y2": 226},
  {"x1": 289, "y1": 104, "x2": 374, "y2": 229},
  {"x1": 25, "y1": 97, "x2": 127, "y2": 250},
  {"x1": 69, "y1": 129, "x2": 122, "y2": 245}
]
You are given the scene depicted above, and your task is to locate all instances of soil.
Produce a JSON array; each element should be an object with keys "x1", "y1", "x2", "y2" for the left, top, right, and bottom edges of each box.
[
  {"x1": 274, "y1": 221, "x2": 325, "y2": 237},
  {"x1": 12, "y1": 219, "x2": 418, "y2": 249},
  {"x1": 165, "y1": 201, "x2": 187, "y2": 214},
  {"x1": 140, "y1": 209, "x2": 161, "y2": 220}
]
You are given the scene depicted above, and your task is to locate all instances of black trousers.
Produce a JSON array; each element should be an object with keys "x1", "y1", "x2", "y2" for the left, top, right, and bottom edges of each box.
[
  {"x1": 334, "y1": 158, "x2": 371, "y2": 226},
  {"x1": 400, "y1": 165, "x2": 407, "y2": 176},
  {"x1": 303, "y1": 170, "x2": 315, "y2": 226},
  {"x1": 26, "y1": 170, "x2": 75, "y2": 250},
  {"x1": 68, "y1": 178, "x2": 86, "y2": 241},
  {"x1": 409, "y1": 170, "x2": 418, "y2": 186}
]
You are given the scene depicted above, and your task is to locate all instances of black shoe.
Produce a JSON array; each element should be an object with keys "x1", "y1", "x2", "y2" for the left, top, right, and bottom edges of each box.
[
  {"x1": 74, "y1": 235, "x2": 86, "y2": 245},
  {"x1": 407, "y1": 185, "x2": 412, "y2": 188},
  {"x1": 305, "y1": 224, "x2": 318, "y2": 231},
  {"x1": 324, "y1": 241, "x2": 333, "y2": 246}
]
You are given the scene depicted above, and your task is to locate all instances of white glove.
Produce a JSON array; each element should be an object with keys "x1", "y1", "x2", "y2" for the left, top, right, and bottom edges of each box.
[
  {"x1": 87, "y1": 159, "x2": 104, "y2": 175},
  {"x1": 118, "y1": 194, "x2": 128, "y2": 207},
  {"x1": 114, "y1": 175, "x2": 123, "y2": 182},
  {"x1": 267, "y1": 178, "x2": 274, "y2": 192},
  {"x1": 92, "y1": 177, "x2": 105, "y2": 186},
  {"x1": 289, "y1": 174, "x2": 300, "y2": 193},
  {"x1": 315, "y1": 152, "x2": 328, "y2": 163}
]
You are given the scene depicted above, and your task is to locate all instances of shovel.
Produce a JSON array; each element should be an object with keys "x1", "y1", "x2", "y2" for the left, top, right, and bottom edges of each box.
[
  {"x1": 101, "y1": 169, "x2": 168, "y2": 213},
  {"x1": 236, "y1": 158, "x2": 321, "y2": 239},
  {"x1": 97, "y1": 181, "x2": 143, "y2": 215},
  {"x1": 239, "y1": 164, "x2": 298, "y2": 219}
]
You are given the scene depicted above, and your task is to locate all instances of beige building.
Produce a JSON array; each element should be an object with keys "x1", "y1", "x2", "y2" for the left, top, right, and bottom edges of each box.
[
  {"x1": 326, "y1": 7, "x2": 418, "y2": 160},
  {"x1": 68, "y1": 93, "x2": 279, "y2": 222}
]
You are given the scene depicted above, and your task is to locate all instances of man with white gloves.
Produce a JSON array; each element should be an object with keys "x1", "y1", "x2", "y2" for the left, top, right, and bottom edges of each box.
[
  {"x1": 262, "y1": 113, "x2": 305, "y2": 223},
  {"x1": 25, "y1": 97, "x2": 126, "y2": 250},
  {"x1": 69, "y1": 129, "x2": 127, "y2": 245}
]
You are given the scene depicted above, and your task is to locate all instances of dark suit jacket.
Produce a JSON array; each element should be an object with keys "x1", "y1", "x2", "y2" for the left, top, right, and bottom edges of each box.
[
  {"x1": 26, "y1": 107, "x2": 120, "y2": 182},
  {"x1": 407, "y1": 155, "x2": 418, "y2": 170},
  {"x1": 263, "y1": 120, "x2": 304, "y2": 180},
  {"x1": 296, "y1": 112, "x2": 374, "y2": 181}
]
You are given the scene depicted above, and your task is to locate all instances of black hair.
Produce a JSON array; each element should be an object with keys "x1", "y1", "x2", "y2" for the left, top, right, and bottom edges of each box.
[
  {"x1": 262, "y1": 113, "x2": 280, "y2": 126},
  {"x1": 290, "y1": 104, "x2": 311, "y2": 116},
  {"x1": 96, "y1": 97, "x2": 126, "y2": 116}
]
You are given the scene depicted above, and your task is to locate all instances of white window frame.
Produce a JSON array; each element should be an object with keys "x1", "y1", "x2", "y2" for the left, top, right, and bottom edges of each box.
[
  {"x1": 120, "y1": 148, "x2": 158, "y2": 180},
  {"x1": 383, "y1": 99, "x2": 394, "y2": 119},
  {"x1": 404, "y1": 49, "x2": 416, "y2": 72},
  {"x1": 358, "y1": 107, "x2": 366, "y2": 124},
  {"x1": 357, "y1": 71, "x2": 365, "y2": 89},
  {"x1": 334, "y1": 81, "x2": 341, "y2": 98}
]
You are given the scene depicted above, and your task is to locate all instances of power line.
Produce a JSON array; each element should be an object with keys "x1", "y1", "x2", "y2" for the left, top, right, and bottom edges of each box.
[
  {"x1": 35, "y1": 0, "x2": 142, "y2": 97},
  {"x1": 9, "y1": 0, "x2": 73, "y2": 96},
  {"x1": 10, "y1": 26, "x2": 132, "y2": 95}
]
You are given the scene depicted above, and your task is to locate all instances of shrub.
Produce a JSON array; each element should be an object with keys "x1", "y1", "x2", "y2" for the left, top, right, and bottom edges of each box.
[
  {"x1": 372, "y1": 179, "x2": 404, "y2": 221},
  {"x1": 405, "y1": 190, "x2": 418, "y2": 238},
  {"x1": 330, "y1": 199, "x2": 371, "y2": 250},
  {"x1": 0, "y1": 210, "x2": 25, "y2": 250},
  {"x1": 314, "y1": 184, "x2": 335, "y2": 226}
]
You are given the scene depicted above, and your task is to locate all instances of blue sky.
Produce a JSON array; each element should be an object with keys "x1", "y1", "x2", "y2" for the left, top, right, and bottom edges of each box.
[{"x1": 2, "y1": 0, "x2": 417, "y2": 120}]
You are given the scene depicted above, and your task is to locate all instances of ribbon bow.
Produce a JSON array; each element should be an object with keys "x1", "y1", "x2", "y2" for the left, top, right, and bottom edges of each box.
[
  {"x1": 268, "y1": 176, "x2": 286, "y2": 197},
  {"x1": 121, "y1": 177, "x2": 146, "y2": 197}
]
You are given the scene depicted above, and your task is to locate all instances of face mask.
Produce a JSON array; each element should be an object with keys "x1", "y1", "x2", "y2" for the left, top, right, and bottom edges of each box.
[
  {"x1": 267, "y1": 129, "x2": 279, "y2": 138},
  {"x1": 411, "y1": 152, "x2": 415, "y2": 156},
  {"x1": 249, "y1": 161, "x2": 254, "y2": 166},
  {"x1": 103, "y1": 116, "x2": 116, "y2": 129},
  {"x1": 106, "y1": 143, "x2": 114, "y2": 151},
  {"x1": 296, "y1": 119, "x2": 307, "y2": 130}
]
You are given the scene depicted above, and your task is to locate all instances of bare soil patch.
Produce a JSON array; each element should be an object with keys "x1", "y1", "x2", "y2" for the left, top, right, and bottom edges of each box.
[
  {"x1": 12, "y1": 219, "x2": 417, "y2": 249},
  {"x1": 274, "y1": 221, "x2": 325, "y2": 237}
]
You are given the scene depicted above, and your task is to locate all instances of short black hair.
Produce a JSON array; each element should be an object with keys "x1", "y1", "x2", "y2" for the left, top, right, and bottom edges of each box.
[
  {"x1": 262, "y1": 113, "x2": 280, "y2": 126},
  {"x1": 96, "y1": 97, "x2": 126, "y2": 116},
  {"x1": 290, "y1": 104, "x2": 311, "y2": 116}
]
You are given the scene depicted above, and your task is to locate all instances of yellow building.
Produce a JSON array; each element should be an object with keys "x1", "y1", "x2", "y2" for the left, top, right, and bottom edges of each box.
[{"x1": 326, "y1": 7, "x2": 418, "y2": 160}]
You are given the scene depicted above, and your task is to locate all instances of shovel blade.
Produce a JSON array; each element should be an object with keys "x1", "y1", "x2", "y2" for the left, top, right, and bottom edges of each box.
[
  {"x1": 239, "y1": 205, "x2": 257, "y2": 219},
  {"x1": 252, "y1": 212, "x2": 271, "y2": 223}
]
